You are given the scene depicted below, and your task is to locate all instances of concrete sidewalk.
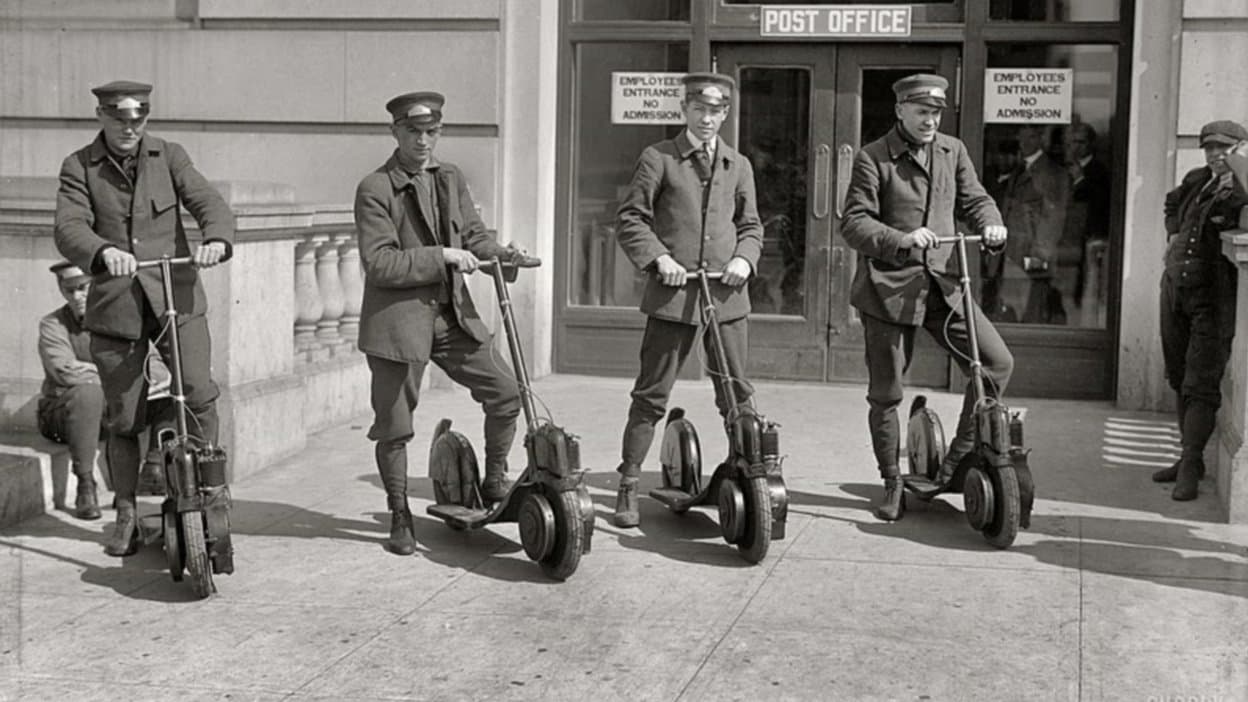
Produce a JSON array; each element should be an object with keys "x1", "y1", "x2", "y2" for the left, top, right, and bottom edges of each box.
[{"x1": 2, "y1": 374, "x2": 1246, "y2": 701}]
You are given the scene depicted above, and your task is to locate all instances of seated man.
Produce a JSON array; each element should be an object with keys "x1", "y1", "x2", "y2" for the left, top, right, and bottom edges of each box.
[{"x1": 37, "y1": 261, "x2": 105, "y2": 520}]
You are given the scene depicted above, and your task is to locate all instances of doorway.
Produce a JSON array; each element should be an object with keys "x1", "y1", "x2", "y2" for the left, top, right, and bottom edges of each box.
[{"x1": 717, "y1": 43, "x2": 959, "y2": 385}]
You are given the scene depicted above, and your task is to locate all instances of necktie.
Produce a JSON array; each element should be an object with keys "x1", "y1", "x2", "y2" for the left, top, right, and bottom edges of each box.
[{"x1": 693, "y1": 141, "x2": 713, "y2": 183}]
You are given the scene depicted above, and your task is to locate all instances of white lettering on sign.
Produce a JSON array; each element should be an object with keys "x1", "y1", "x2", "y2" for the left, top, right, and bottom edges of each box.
[
  {"x1": 611, "y1": 72, "x2": 686, "y2": 125},
  {"x1": 760, "y1": 5, "x2": 912, "y2": 37},
  {"x1": 982, "y1": 68, "x2": 1073, "y2": 124}
]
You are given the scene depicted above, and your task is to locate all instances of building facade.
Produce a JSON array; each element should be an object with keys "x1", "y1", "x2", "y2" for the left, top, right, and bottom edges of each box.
[{"x1": 0, "y1": 0, "x2": 1244, "y2": 417}]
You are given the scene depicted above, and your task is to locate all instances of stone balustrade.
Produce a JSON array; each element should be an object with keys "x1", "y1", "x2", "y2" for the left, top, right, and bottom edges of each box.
[{"x1": 0, "y1": 177, "x2": 368, "y2": 482}]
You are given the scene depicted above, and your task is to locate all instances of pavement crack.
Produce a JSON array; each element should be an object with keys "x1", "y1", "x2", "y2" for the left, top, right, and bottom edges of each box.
[{"x1": 672, "y1": 515, "x2": 814, "y2": 702}]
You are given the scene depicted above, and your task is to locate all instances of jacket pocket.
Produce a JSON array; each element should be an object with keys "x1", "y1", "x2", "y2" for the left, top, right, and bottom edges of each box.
[{"x1": 150, "y1": 176, "x2": 178, "y2": 215}]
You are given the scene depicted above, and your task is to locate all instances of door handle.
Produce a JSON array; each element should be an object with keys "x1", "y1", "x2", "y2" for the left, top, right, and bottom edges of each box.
[
  {"x1": 813, "y1": 143, "x2": 831, "y2": 220},
  {"x1": 835, "y1": 143, "x2": 854, "y2": 219}
]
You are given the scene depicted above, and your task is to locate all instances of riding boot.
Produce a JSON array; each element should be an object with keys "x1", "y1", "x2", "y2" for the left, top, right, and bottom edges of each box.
[
  {"x1": 874, "y1": 465, "x2": 905, "y2": 521},
  {"x1": 481, "y1": 460, "x2": 511, "y2": 504},
  {"x1": 386, "y1": 495, "x2": 417, "y2": 555},
  {"x1": 103, "y1": 500, "x2": 139, "y2": 556},
  {"x1": 1172, "y1": 453, "x2": 1202, "y2": 502},
  {"x1": 613, "y1": 462, "x2": 640, "y2": 528},
  {"x1": 1152, "y1": 459, "x2": 1181, "y2": 483},
  {"x1": 74, "y1": 475, "x2": 101, "y2": 521}
]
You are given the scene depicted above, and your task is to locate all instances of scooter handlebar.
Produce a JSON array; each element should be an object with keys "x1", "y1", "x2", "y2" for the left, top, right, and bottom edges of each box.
[
  {"x1": 477, "y1": 255, "x2": 541, "y2": 272},
  {"x1": 135, "y1": 256, "x2": 195, "y2": 269},
  {"x1": 683, "y1": 270, "x2": 724, "y2": 282},
  {"x1": 934, "y1": 234, "x2": 984, "y2": 244}
]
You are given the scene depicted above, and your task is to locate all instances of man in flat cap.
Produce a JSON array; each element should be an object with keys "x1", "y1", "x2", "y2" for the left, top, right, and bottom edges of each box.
[
  {"x1": 354, "y1": 91, "x2": 525, "y2": 555},
  {"x1": 54, "y1": 80, "x2": 234, "y2": 556},
  {"x1": 1155, "y1": 120, "x2": 1248, "y2": 500},
  {"x1": 611, "y1": 71, "x2": 763, "y2": 528},
  {"x1": 841, "y1": 73, "x2": 1012, "y2": 521}
]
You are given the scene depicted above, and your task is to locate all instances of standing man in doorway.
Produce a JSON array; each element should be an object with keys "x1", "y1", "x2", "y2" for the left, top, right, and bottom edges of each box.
[
  {"x1": 54, "y1": 80, "x2": 233, "y2": 556},
  {"x1": 353, "y1": 91, "x2": 524, "y2": 555},
  {"x1": 1156, "y1": 120, "x2": 1248, "y2": 500},
  {"x1": 611, "y1": 72, "x2": 763, "y2": 528},
  {"x1": 841, "y1": 73, "x2": 1013, "y2": 521}
]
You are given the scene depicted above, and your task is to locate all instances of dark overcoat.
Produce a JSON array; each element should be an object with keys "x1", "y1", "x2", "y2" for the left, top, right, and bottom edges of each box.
[
  {"x1": 54, "y1": 134, "x2": 235, "y2": 340},
  {"x1": 615, "y1": 132, "x2": 763, "y2": 324},
  {"x1": 841, "y1": 126, "x2": 1003, "y2": 326},
  {"x1": 354, "y1": 153, "x2": 510, "y2": 364}
]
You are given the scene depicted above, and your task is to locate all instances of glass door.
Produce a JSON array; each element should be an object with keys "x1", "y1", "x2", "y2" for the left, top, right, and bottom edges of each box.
[{"x1": 717, "y1": 43, "x2": 959, "y2": 384}]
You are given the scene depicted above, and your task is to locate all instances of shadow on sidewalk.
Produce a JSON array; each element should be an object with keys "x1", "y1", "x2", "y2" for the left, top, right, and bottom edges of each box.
[{"x1": 827, "y1": 482, "x2": 1248, "y2": 600}]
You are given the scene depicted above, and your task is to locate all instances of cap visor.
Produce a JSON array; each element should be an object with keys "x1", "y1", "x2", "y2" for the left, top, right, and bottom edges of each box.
[{"x1": 1201, "y1": 135, "x2": 1238, "y2": 146}]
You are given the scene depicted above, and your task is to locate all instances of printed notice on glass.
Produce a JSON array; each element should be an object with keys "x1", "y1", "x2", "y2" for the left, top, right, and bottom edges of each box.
[
  {"x1": 759, "y1": 5, "x2": 912, "y2": 37},
  {"x1": 983, "y1": 68, "x2": 1073, "y2": 124},
  {"x1": 612, "y1": 72, "x2": 686, "y2": 125}
]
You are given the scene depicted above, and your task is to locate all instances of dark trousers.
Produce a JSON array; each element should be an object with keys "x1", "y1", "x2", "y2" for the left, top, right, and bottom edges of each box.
[
  {"x1": 1160, "y1": 272, "x2": 1233, "y2": 456},
  {"x1": 863, "y1": 283, "x2": 1014, "y2": 475},
  {"x1": 367, "y1": 309, "x2": 520, "y2": 500},
  {"x1": 619, "y1": 316, "x2": 754, "y2": 470},
  {"x1": 37, "y1": 384, "x2": 105, "y2": 479},
  {"x1": 91, "y1": 304, "x2": 219, "y2": 503}
]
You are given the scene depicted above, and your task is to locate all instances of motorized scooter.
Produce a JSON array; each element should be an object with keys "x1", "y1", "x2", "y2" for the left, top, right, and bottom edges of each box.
[
  {"x1": 426, "y1": 256, "x2": 594, "y2": 580},
  {"x1": 902, "y1": 233, "x2": 1035, "y2": 549},
  {"x1": 135, "y1": 256, "x2": 233, "y2": 598},
  {"x1": 647, "y1": 270, "x2": 788, "y2": 564}
]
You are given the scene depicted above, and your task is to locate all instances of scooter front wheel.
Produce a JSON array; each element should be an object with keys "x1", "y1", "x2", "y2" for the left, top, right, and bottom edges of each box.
[
  {"x1": 981, "y1": 465, "x2": 1021, "y2": 550},
  {"x1": 181, "y1": 511, "x2": 216, "y2": 598},
  {"x1": 538, "y1": 490, "x2": 586, "y2": 581},
  {"x1": 736, "y1": 476, "x2": 773, "y2": 564}
]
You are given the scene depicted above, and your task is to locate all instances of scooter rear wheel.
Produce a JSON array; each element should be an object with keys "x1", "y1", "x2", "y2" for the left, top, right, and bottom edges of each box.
[
  {"x1": 981, "y1": 465, "x2": 1021, "y2": 550},
  {"x1": 181, "y1": 511, "x2": 216, "y2": 598},
  {"x1": 736, "y1": 476, "x2": 772, "y2": 564},
  {"x1": 539, "y1": 490, "x2": 585, "y2": 581}
]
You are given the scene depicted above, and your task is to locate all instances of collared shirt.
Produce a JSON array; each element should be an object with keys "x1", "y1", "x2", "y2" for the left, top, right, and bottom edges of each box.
[
  {"x1": 1021, "y1": 149, "x2": 1043, "y2": 170},
  {"x1": 683, "y1": 130, "x2": 718, "y2": 157}
]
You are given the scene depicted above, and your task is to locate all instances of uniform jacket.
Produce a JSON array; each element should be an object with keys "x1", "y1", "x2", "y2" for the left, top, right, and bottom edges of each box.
[
  {"x1": 1163, "y1": 165, "x2": 1248, "y2": 309},
  {"x1": 615, "y1": 132, "x2": 763, "y2": 324},
  {"x1": 842, "y1": 126, "x2": 1003, "y2": 326},
  {"x1": 1062, "y1": 156, "x2": 1111, "y2": 246},
  {"x1": 37, "y1": 305, "x2": 97, "y2": 398},
  {"x1": 354, "y1": 153, "x2": 511, "y2": 364},
  {"x1": 54, "y1": 133, "x2": 235, "y2": 341},
  {"x1": 1001, "y1": 151, "x2": 1070, "y2": 264}
]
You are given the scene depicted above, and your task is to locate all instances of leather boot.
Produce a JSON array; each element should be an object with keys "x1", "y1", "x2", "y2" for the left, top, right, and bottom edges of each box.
[
  {"x1": 1172, "y1": 455, "x2": 1201, "y2": 501},
  {"x1": 874, "y1": 465, "x2": 905, "y2": 521},
  {"x1": 386, "y1": 496, "x2": 417, "y2": 555},
  {"x1": 936, "y1": 433, "x2": 975, "y2": 489},
  {"x1": 74, "y1": 477, "x2": 101, "y2": 521},
  {"x1": 481, "y1": 461, "x2": 511, "y2": 504},
  {"x1": 613, "y1": 462, "x2": 641, "y2": 528},
  {"x1": 103, "y1": 502, "x2": 139, "y2": 557},
  {"x1": 1152, "y1": 459, "x2": 1180, "y2": 483}
]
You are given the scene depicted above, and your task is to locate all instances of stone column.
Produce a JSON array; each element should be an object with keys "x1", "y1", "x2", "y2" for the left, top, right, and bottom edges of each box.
[
  {"x1": 314, "y1": 233, "x2": 344, "y2": 345},
  {"x1": 1217, "y1": 225, "x2": 1248, "y2": 523},
  {"x1": 293, "y1": 234, "x2": 322, "y2": 354},
  {"x1": 337, "y1": 232, "x2": 363, "y2": 341}
]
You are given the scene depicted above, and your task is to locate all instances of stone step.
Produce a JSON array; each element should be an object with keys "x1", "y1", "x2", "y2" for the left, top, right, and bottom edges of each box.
[{"x1": 0, "y1": 431, "x2": 111, "y2": 528}]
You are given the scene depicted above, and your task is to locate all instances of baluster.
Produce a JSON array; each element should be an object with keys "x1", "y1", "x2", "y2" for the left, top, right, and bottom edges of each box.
[
  {"x1": 293, "y1": 235, "x2": 322, "y2": 355},
  {"x1": 337, "y1": 232, "x2": 363, "y2": 341},
  {"x1": 315, "y1": 232, "x2": 345, "y2": 345}
]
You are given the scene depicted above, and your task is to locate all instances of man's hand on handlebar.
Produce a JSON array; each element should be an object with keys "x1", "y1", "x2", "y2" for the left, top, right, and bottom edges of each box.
[
  {"x1": 192, "y1": 241, "x2": 227, "y2": 269},
  {"x1": 981, "y1": 224, "x2": 1008, "y2": 248},
  {"x1": 654, "y1": 254, "x2": 687, "y2": 287},
  {"x1": 720, "y1": 256, "x2": 751, "y2": 287},
  {"x1": 900, "y1": 227, "x2": 941, "y2": 250},
  {"x1": 101, "y1": 247, "x2": 138, "y2": 277},
  {"x1": 443, "y1": 247, "x2": 480, "y2": 273}
]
